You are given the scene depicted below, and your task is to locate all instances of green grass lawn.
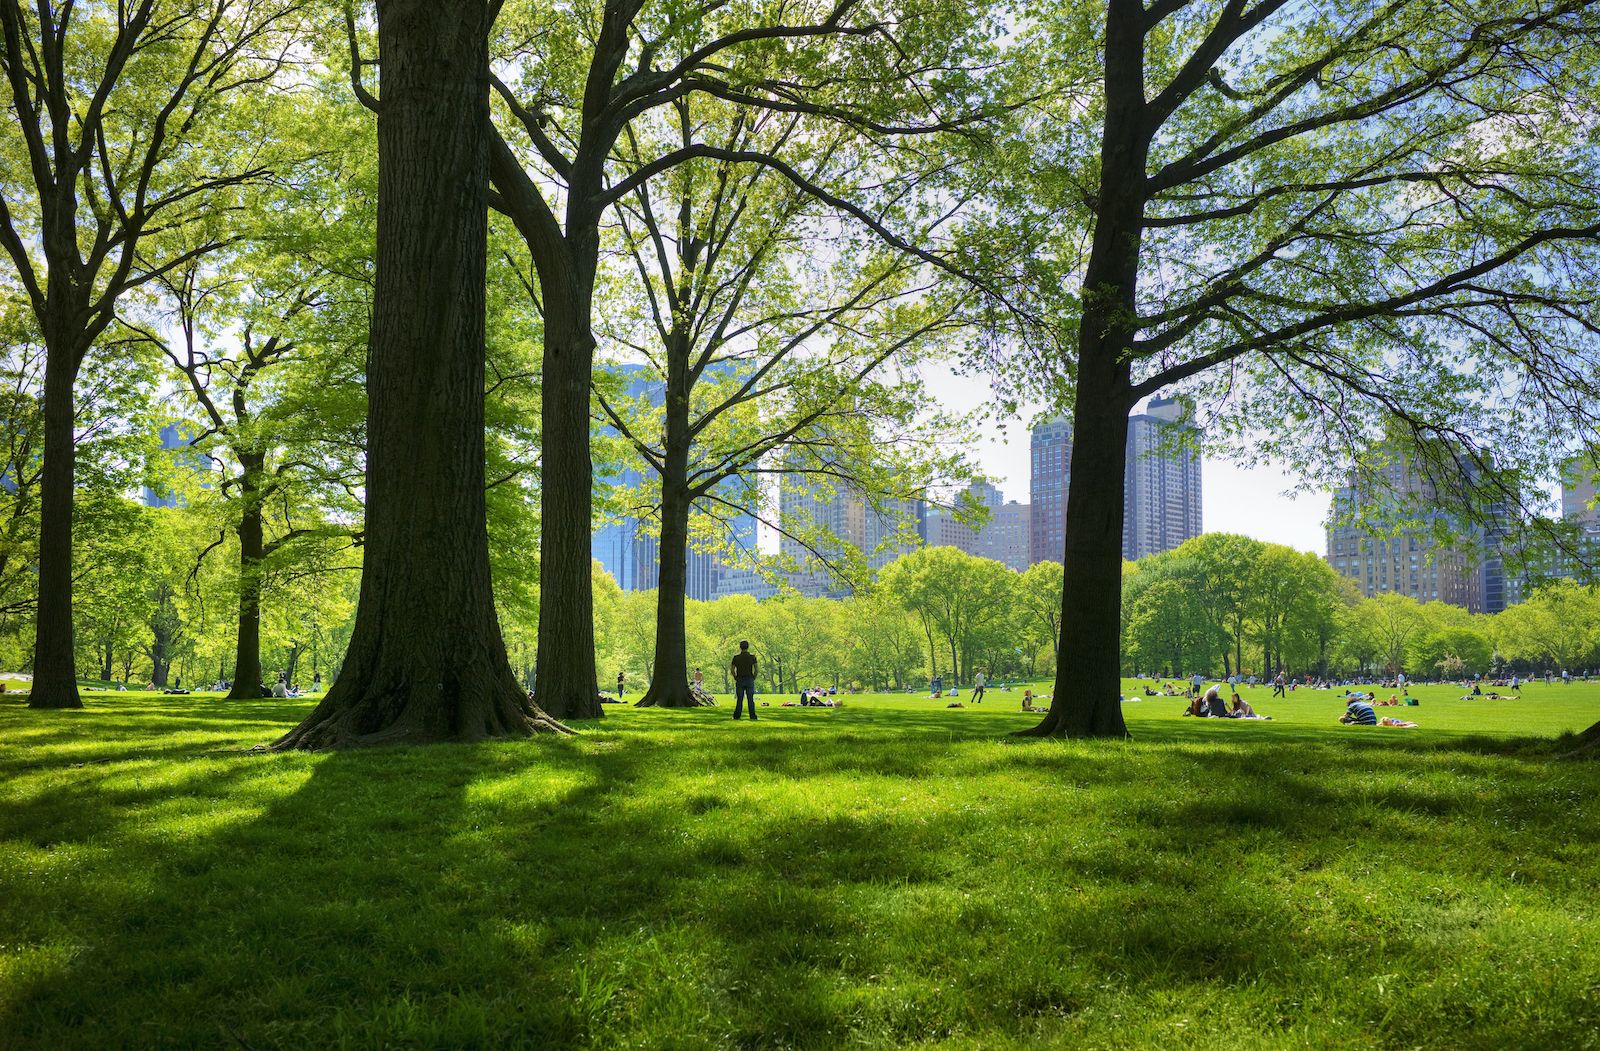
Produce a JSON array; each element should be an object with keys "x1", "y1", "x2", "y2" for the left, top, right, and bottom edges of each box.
[{"x1": 1, "y1": 683, "x2": 1597, "y2": 1050}]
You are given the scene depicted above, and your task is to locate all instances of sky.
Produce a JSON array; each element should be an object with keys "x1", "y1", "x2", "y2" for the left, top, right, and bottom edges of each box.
[{"x1": 922, "y1": 365, "x2": 1332, "y2": 555}]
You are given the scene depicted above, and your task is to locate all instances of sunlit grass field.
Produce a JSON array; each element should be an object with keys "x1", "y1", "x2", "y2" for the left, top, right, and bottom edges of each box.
[{"x1": 1, "y1": 682, "x2": 1596, "y2": 1050}]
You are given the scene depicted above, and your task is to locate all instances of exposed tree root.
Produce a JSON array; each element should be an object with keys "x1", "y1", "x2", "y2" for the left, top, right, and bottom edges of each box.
[
  {"x1": 270, "y1": 680, "x2": 573, "y2": 751},
  {"x1": 634, "y1": 683, "x2": 710, "y2": 709}
]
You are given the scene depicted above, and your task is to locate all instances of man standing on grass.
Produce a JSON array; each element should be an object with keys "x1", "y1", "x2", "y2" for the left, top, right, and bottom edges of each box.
[
  {"x1": 731, "y1": 640, "x2": 758, "y2": 721},
  {"x1": 972, "y1": 670, "x2": 986, "y2": 704},
  {"x1": 1273, "y1": 672, "x2": 1286, "y2": 697}
]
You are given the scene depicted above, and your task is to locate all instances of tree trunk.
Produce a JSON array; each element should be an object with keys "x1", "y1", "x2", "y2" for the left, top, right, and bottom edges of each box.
[
  {"x1": 638, "y1": 329, "x2": 706, "y2": 709},
  {"x1": 273, "y1": 0, "x2": 568, "y2": 750},
  {"x1": 284, "y1": 639, "x2": 302, "y2": 687},
  {"x1": 1017, "y1": 0, "x2": 1146, "y2": 739},
  {"x1": 28, "y1": 345, "x2": 82, "y2": 709},
  {"x1": 637, "y1": 483, "x2": 701, "y2": 707},
  {"x1": 533, "y1": 301, "x2": 602, "y2": 719},
  {"x1": 228, "y1": 454, "x2": 266, "y2": 699}
]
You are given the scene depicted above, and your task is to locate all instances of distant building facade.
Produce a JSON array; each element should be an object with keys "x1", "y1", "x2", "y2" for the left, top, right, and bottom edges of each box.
[
  {"x1": 143, "y1": 422, "x2": 206, "y2": 508},
  {"x1": 1122, "y1": 397, "x2": 1203, "y2": 561},
  {"x1": 1027, "y1": 400, "x2": 1202, "y2": 568},
  {"x1": 1323, "y1": 452, "x2": 1487, "y2": 611},
  {"x1": 1555, "y1": 457, "x2": 1600, "y2": 582},
  {"x1": 978, "y1": 500, "x2": 1032, "y2": 571},
  {"x1": 775, "y1": 469, "x2": 924, "y2": 596},
  {"x1": 1029, "y1": 417, "x2": 1072, "y2": 566},
  {"x1": 592, "y1": 364, "x2": 756, "y2": 600}
]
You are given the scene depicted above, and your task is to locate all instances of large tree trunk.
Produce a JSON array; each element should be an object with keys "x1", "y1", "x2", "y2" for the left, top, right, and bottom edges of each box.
[
  {"x1": 638, "y1": 339, "x2": 704, "y2": 709},
  {"x1": 534, "y1": 303, "x2": 603, "y2": 719},
  {"x1": 29, "y1": 345, "x2": 82, "y2": 709},
  {"x1": 228, "y1": 455, "x2": 266, "y2": 699},
  {"x1": 638, "y1": 481, "x2": 700, "y2": 708},
  {"x1": 1017, "y1": 0, "x2": 1146, "y2": 738},
  {"x1": 273, "y1": 0, "x2": 567, "y2": 750}
]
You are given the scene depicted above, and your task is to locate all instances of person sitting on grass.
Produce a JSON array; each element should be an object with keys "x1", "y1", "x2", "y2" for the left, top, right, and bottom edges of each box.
[
  {"x1": 1184, "y1": 684, "x2": 1227, "y2": 717},
  {"x1": 1228, "y1": 693, "x2": 1272, "y2": 719},
  {"x1": 1378, "y1": 694, "x2": 1402, "y2": 706},
  {"x1": 1339, "y1": 698, "x2": 1378, "y2": 725}
]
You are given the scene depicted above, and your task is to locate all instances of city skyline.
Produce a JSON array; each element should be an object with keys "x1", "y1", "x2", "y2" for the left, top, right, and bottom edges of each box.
[{"x1": 919, "y1": 366, "x2": 1331, "y2": 556}]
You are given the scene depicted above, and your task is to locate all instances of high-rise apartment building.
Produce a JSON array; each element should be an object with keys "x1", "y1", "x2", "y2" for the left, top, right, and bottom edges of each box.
[
  {"x1": 1028, "y1": 400, "x2": 1202, "y2": 567},
  {"x1": 1122, "y1": 397, "x2": 1203, "y2": 561},
  {"x1": 978, "y1": 501, "x2": 1032, "y2": 571},
  {"x1": 1030, "y1": 417, "x2": 1072, "y2": 566},
  {"x1": 591, "y1": 364, "x2": 756, "y2": 600},
  {"x1": 775, "y1": 472, "x2": 923, "y2": 596},
  {"x1": 1324, "y1": 452, "x2": 1484, "y2": 610},
  {"x1": 1555, "y1": 457, "x2": 1600, "y2": 581}
]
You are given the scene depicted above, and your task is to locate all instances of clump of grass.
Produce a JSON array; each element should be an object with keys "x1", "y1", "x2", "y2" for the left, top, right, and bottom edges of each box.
[{"x1": 0, "y1": 689, "x2": 1597, "y2": 1049}]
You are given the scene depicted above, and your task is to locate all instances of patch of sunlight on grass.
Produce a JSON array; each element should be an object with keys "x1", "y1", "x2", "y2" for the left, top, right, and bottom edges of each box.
[{"x1": 1, "y1": 692, "x2": 1597, "y2": 1050}]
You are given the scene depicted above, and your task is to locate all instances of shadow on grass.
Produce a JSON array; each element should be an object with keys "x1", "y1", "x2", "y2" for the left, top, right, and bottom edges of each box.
[{"x1": 4, "y1": 717, "x2": 1599, "y2": 1050}]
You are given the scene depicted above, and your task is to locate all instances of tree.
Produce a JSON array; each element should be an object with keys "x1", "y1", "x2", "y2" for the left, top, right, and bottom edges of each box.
[
  {"x1": 1496, "y1": 581, "x2": 1600, "y2": 672},
  {"x1": 478, "y1": 0, "x2": 1002, "y2": 718},
  {"x1": 880, "y1": 546, "x2": 1015, "y2": 685},
  {"x1": 598, "y1": 93, "x2": 973, "y2": 709},
  {"x1": 1017, "y1": 560, "x2": 1065, "y2": 667},
  {"x1": 1410, "y1": 626, "x2": 1493, "y2": 678},
  {"x1": 142, "y1": 256, "x2": 364, "y2": 700},
  {"x1": 274, "y1": 0, "x2": 567, "y2": 749},
  {"x1": 0, "y1": 0, "x2": 311, "y2": 708},
  {"x1": 0, "y1": 306, "x2": 155, "y2": 658},
  {"x1": 1003, "y1": 0, "x2": 1600, "y2": 737},
  {"x1": 1175, "y1": 533, "x2": 1263, "y2": 676},
  {"x1": 694, "y1": 591, "x2": 762, "y2": 693},
  {"x1": 844, "y1": 592, "x2": 925, "y2": 690},
  {"x1": 1247, "y1": 546, "x2": 1340, "y2": 676},
  {"x1": 1368, "y1": 593, "x2": 1426, "y2": 678},
  {"x1": 1122, "y1": 557, "x2": 1215, "y2": 676}
]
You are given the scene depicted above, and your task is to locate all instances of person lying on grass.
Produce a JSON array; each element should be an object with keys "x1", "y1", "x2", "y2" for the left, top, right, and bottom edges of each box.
[{"x1": 1379, "y1": 716, "x2": 1419, "y2": 727}]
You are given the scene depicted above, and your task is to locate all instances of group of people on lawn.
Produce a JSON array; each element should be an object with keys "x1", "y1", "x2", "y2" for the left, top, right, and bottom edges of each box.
[{"x1": 1182, "y1": 683, "x2": 1271, "y2": 720}]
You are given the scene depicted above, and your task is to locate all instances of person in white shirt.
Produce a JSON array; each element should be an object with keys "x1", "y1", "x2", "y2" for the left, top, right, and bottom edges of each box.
[{"x1": 972, "y1": 670, "x2": 986, "y2": 703}]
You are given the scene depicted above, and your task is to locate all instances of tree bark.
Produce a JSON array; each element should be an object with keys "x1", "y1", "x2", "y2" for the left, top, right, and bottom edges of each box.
[
  {"x1": 638, "y1": 337, "x2": 705, "y2": 709},
  {"x1": 273, "y1": 0, "x2": 568, "y2": 749},
  {"x1": 1017, "y1": 0, "x2": 1147, "y2": 738},
  {"x1": 228, "y1": 452, "x2": 266, "y2": 699},
  {"x1": 637, "y1": 482, "x2": 700, "y2": 708},
  {"x1": 29, "y1": 345, "x2": 82, "y2": 709},
  {"x1": 533, "y1": 303, "x2": 603, "y2": 719}
]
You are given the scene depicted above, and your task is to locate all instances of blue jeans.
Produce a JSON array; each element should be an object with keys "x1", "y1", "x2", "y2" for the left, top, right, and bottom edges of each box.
[{"x1": 734, "y1": 676, "x2": 757, "y2": 718}]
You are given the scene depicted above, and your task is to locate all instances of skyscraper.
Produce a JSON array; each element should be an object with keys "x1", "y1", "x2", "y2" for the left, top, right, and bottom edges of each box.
[
  {"x1": 1323, "y1": 451, "x2": 1484, "y2": 610},
  {"x1": 591, "y1": 363, "x2": 756, "y2": 600},
  {"x1": 1029, "y1": 417, "x2": 1071, "y2": 565},
  {"x1": 1122, "y1": 397, "x2": 1203, "y2": 561},
  {"x1": 1554, "y1": 457, "x2": 1600, "y2": 582},
  {"x1": 977, "y1": 500, "x2": 1032, "y2": 571},
  {"x1": 777, "y1": 470, "x2": 923, "y2": 595},
  {"x1": 143, "y1": 422, "x2": 206, "y2": 508},
  {"x1": 1028, "y1": 401, "x2": 1202, "y2": 567}
]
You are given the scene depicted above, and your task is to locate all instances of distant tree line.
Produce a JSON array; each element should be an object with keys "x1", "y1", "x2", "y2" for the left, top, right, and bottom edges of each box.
[{"x1": 1121, "y1": 533, "x2": 1600, "y2": 681}]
